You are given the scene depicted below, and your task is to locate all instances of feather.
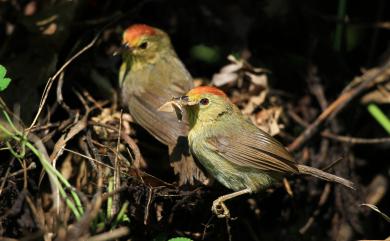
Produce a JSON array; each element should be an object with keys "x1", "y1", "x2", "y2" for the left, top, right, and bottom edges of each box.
[
  {"x1": 297, "y1": 164, "x2": 355, "y2": 189},
  {"x1": 205, "y1": 119, "x2": 298, "y2": 174},
  {"x1": 121, "y1": 46, "x2": 207, "y2": 184},
  {"x1": 122, "y1": 53, "x2": 193, "y2": 145}
]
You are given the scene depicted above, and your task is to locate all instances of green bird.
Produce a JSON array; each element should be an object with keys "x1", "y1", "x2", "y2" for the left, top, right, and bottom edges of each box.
[
  {"x1": 119, "y1": 24, "x2": 206, "y2": 185},
  {"x1": 174, "y1": 86, "x2": 355, "y2": 217}
]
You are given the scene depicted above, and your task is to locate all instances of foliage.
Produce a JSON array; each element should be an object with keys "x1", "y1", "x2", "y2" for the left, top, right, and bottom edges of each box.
[{"x1": 0, "y1": 64, "x2": 12, "y2": 91}]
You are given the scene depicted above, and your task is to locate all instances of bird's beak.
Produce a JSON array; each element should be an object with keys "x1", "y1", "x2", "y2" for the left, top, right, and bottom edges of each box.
[
  {"x1": 113, "y1": 44, "x2": 133, "y2": 56},
  {"x1": 173, "y1": 95, "x2": 197, "y2": 106},
  {"x1": 158, "y1": 95, "x2": 197, "y2": 121}
]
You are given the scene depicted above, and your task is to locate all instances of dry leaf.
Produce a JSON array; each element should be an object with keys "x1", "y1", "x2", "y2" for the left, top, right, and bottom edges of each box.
[
  {"x1": 157, "y1": 100, "x2": 184, "y2": 121},
  {"x1": 211, "y1": 55, "x2": 243, "y2": 86},
  {"x1": 242, "y1": 94, "x2": 267, "y2": 115},
  {"x1": 247, "y1": 72, "x2": 268, "y2": 86},
  {"x1": 193, "y1": 78, "x2": 204, "y2": 87},
  {"x1": 91, "y1": 108, "x2": 133, "y2": 137},
  {"x1": 42, "y1": 23, "x2": 57, "y2": 35},
  {"x1": 157, "y1": 101, "x2": 176, "y2": 113},
  {"x1": 252, "y1": 106, "x2": 282, "y2": 136},
  {"x1": 24, "y1": 1, "x2": 37, "y2": 16},
  {"x1": 212, "y1": 71, "x2": 239, "y2": 86},
  {"x1": 60, "y1": 154, "x2": 73, "y2": 180},
  {"x1": 365, "y1": 175, "x2": 387, "y2": 205},
  {"x1": 211, "y1": 54, "x2": 269, "y2": 100}
]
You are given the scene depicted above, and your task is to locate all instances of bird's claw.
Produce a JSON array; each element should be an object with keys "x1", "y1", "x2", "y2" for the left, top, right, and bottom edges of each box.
[{"x1": 212, "y1": 198, "x2": 230, "y2": 218}]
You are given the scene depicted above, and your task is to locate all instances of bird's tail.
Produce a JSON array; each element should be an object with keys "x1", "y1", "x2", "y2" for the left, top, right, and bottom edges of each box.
[
  {"x1": 297, "y1": 164, "x2": 356, "y2": 190},
  {"x1": 168, "y1": 137, "x2": 208, "y2": 186}
]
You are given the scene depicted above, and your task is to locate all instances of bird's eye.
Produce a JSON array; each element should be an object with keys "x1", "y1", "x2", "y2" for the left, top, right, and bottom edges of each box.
[
  {"x1": 200, "y1": 98, "x2": 209, "y2": 105},
  {"x1": 139, "y1": 42, "x2": 148, "y2": 49}
]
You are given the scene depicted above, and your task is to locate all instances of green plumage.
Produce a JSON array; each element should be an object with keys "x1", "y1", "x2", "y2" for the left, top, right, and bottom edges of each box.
[
  {"x1": 185, "y1": 91, "x2": 355, "y2": 192},
  {"x1": 187, "y1": 94, "x2": 297, "y2": 192},
  {"x1": 119, "y1": 25, "x2": 206, "y2": 185}
]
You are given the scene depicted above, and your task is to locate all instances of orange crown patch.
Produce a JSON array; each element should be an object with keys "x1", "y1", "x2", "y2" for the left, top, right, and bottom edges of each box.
[
  {"x1": 187, "y1": 86, "x2": 227, "y2": 97},
  {"x1": 123, "y1": 24, "x2": 156, "y2": 45}
]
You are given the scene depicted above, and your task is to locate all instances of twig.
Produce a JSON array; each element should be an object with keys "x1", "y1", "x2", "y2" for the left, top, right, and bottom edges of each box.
[
  {"x1": 120, "y1": 132, "x2": 143, "y2": 168},
  {"x1": 201, "y1": 216, "x2": 215, "y2": 240},
  {"x1": 111, "y1": 111, "x2": 123, "y2": 217},
  {"x1": 321, "y1": 131, "x2": 390, "y2": 144},
  {"x1": 27, "y1": 35, "x2": 99, "y2": 132},
  {"x1": 25, "y1": 195, "x2": 46, "y2": 233},
  {"x1": 242, "y1": 218, "x2": 261, "y2": 241},
  {"x1": 88, "y1": 120, "x2": 144, "y2": 168},
  {"x1": 144, "y1": 187, "x2": 153, "y2": 225},
  {"x1": 50, "y1": 113, "x2": 89, "y2": 161},
  {"x1": 28, "y1": 122, "x2": 61, "y2": 132},
  {"x1": 63, "y1": 148, "x2": 114, "y2": 170},
  {"x1": 0, "y1": 158, "x2": 14, "y2": 195},
  {"x1": 306, "y1": 63, "x2": 333, "y2": 167},
  {"x1": 82, "y1": 89, "x2": 106, "y2": 110},
  {"x1": 360, "y1": 204, "x2": 390, "y2": 223},
  {"x1": 56, "y1": 72, "x2": 74, "y2": 113},
  {"x1": 0, "y1": 162, "x2": 36, "y2": 182},
  {"x1": 288, "y1": 59, "x2": 390, "y2": 151},
  {"x1": 21, "y1": 159, "x2": 28, "y2": 190},
  {"x1": 86, "y1": 227, "x2": 129, "y2": 241},
  {"x1": 0, "y1": 237, "x2": 19, "y2": 241},
  {"x1": 80, "y1": 135, "x2": 97, "y2": 171},
  {"x1": 306, "y1": 64, "x2": 328, "y2": 110},
  {"x1": 321, "y1": 157, "x2": 344, "y2": 171},
  {"x1": 29, "y1": 133, "x2": 61, "y2": 214},
  {"x1": 299, "y1": 183, "x2": 332, "y2": 234},
  {"x1": 288, "y1": 109, "x2": 390, "y2": 145},
  {"x1": 100, "y1": 185, "x2": 128, "y2": 202},
  {"x1": 67, "y1": 192, "x2": 103, "y2": 240},
  {"x1": 25, "y1": 194, "x2": 46, "y2": 233},
  {"x1": 283, "y1": 178, "x2": 293, "y2": 197},
  {"x1": 73, "y1": 88, "x2": 91, "y2": 112},
  {"x1": 226, "y1": 218, "x2": 233, "y2": 241},
  {"x1": 365, "y1": 175, "x2": 387, "y2": 205}
]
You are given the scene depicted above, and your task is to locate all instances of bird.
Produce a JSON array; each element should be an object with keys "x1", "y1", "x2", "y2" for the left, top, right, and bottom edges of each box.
[
  {"x1": 119, "y1": 24, "x2": 206, "y2": 185},
  {"x1": 172, "y1": 86, "x2": 355, "y2": 217}
]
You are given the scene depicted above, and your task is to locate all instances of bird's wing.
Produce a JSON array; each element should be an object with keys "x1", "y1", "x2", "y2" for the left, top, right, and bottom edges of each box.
[
  {"x1": 121, "y1": 56, "x2": 193, "y2": 145},
  {"x1": 206, "y1": 122, "x2": 298, "y2": 174}
]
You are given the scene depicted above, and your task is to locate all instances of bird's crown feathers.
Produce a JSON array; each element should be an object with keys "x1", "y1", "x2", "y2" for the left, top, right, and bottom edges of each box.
[
  {"x1": 123, "y1": 24, "x2": 157, "y2": 46},
  {"x1": 187, "y1": 86, "x2": 227, "y2": 98}
]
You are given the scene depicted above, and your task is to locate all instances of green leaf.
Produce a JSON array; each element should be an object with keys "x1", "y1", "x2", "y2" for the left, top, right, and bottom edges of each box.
[
  {"x1": 168, "y1": 238, "x2": 193, "y2": 241},
  {"x1": 367, "y1": 103, "x2": 390, "y2": 135},
  {"x1": 190, "y1": 44, "x2": 220, "y2": 64},
  {"x1": 0, "y1": 65, "x2": 12, "y2": 91}
]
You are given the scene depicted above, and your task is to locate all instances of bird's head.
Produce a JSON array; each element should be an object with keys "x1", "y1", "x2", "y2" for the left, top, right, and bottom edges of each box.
[
  {"x1": 177, "y1": 86, "x2": 235, "y2": 127},
  {"x1": 120, "y1": 24, "x2": 172, "y2": 61}
]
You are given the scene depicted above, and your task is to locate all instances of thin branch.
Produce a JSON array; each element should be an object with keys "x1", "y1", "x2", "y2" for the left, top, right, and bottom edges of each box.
[
  {"x1": 111, "y1": 111, "x2": 123, "y2": 217},
  {"x1": 299, "y1": 183, "x2": 332, "y2": 234},
  {"x1": 321, "y1": 131, "x2": 390, "y2": 144},
  {"x1": 288, "y1": 59, "x2": 390, "y2": 151},
  {"x1": 288, "y1": 108, "x2": 390, "y2": 145},
  {"x1": 26, "y1": 34, "x2": 99, "y2": 132},
  {"x1": 86, "y1": 227, "x2": 129, "y2": 241},
  {"x1": 0, "y1": 162, "x2": 36, "y2": 182}
]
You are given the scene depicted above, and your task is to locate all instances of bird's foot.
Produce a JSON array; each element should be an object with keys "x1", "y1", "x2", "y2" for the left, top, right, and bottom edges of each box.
[{"x1": 212, "y1": 198, "x2": 230, "y2": 218}]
